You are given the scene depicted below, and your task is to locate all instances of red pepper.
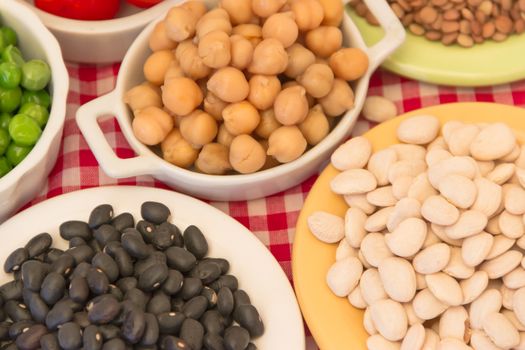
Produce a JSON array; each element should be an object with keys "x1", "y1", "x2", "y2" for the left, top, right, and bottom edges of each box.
[
  {"x1": 126, "y1": 0, "x2": 163, "y2": 8},
  {"x1": 34, "y1": 0, "x2": 120, "y2": 20}
]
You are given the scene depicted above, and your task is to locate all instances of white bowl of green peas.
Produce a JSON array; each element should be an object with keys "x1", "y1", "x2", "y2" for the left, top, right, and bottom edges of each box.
[{"x1": 0, "y1": 1, "x2": 69, "y2": 222}]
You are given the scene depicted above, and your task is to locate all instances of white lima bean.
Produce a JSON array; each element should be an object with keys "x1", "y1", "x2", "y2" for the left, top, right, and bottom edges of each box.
[
  {"x1": 370, "y1": 299, "x2": 408, "y2": 341},
  {"x1": 326, "y1": 256, "x2": 363, "y2": 297},
  {"x1": 385, "y1": 217, "x2": 427, "y2": 258},
  {"x1": 400, "y1": 323, "x2": 425, "y2": 350},
  {"x1": 362, "y1": 96, "x2": 398, "y2": 123},
  {"x1": 438, "y1": 306, "x2": 469, "y2": 341},
  {"x1": 379, "y1": 257, "x2": 417, "y2": 303},
  {"x1": 330, "y1": 136, "x2": 372, "y2": 171},
  {"x1": 482, "y1": 312, "x2": 520, "y2": 349},
  {"x1": 413, "y1": 243, "x2": 451, "y2": 275}
]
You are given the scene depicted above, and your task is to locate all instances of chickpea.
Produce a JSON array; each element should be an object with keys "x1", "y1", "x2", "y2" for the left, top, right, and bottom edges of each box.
[
  {"x1": 305, "y1": 26, "x2": 343, "y2": 58},
  {"x1": 198, "y1": 31, "x2": 231, "y2": 68},
  {"x1": 329, "y1": 48, "x2": 369, "y2": 81},
  {"x1": 162, "y1": 77, "x2": 203, "y2": 116},
  {"x1": 248, "y1": 39, "x2": 288, "y2": 75},
  {"x1": 124, "y1": 83, "x2": 162, "y2": 112},
  {"x1": 291, "y1": 0, "x2": 325, "y2": 31},
  {"x1": 255, "y1": 109, "x2": 282, "y2": 139},
  {"x1": 297, "y1": 63, "x2": 334, "y2": 98},
  {"x1": 204, "y1": 91, "x2": 228, "y2": 121},
  {"x1": 232, "y1": 24, "x2": 263, "y2": 47},
  {"x1": 196, "y1": 9, "x2": 233, "y2": 38},
  {"x1": 273, "y1": 86, "x2": 309, "y2": 125},
  {"x1": 299, "y1": 104, "x2": 330, "y2": 145},
  {"x1": 282, "y1": 81, "x2": 315, "y2": 107},
  {"x1": 164, "y1": 7, "x2": 198, "y2": 42},
  {"x1": 284, "y1": 43, "x2": 316, "y2": 78},
  {"x1": 207, "y1": 67, "x2": 250, "y2": 103},
  {"x1": 164, "y1": 60, "x2": 185, "y2": 84},
  {"x1": 259, "y1": 140, "x2": 281, "y2": 170},
  {"x1": 176, "y1": 40, "x2": 212, "y2": 80},
  {"x1": 132, "y1": 106, "x2": 174, "y2": 146},
  {"x1": 195, "y1": 143, "x2": 232, "y2": 175},
  {"x1": 248, "y1": 75, "x2": 281, "y2": 110},
  {"x1": 230, "y1": 35, "x2": 254, "y2": 70},
  {"x1": 149, "y1": 21, "x2": 177, "y2": 52},
  {"x1": 180, "y1": 1, "x2": 208, "y2": 21},
  {"x1": 267, "y1": 126, "x2": 307, "y2": 163},
  {"x1": 229, "y1": 134, "x2": 266, "y2": 173},
  {"x1": 318, "y1": 0, "x2": 344, "y2": 26},
  {"x1": 220, "y1": 0, "x2": 253, "y2": 25},
  {"x1": 217, "y1": 124, "x2": 234, "y2": 147},
  {"x1": 251, "y1": 0, "x2": 287, "y2": 18},
  {"x1": 143, "y1": 50, "x2": 174, "y2": 86},
  {"x1": 179, "y1": 110, "x2": 218, "y2": 148},
  {"x1": 161, "y1": 129, "x2": 199, "y2": 168},
  {"x1": 262, "y1": 12, "x2": 299, "y2": 48},
  {"x1": 318, "y1": 78, "x2": 354, "y2": 117},
  {"x1": 222, "y1": 101, "x2": 261, "y2": 136}
]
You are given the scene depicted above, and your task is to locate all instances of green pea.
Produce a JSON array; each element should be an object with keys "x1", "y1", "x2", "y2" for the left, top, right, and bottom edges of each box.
[
  {"x1": 18, "y1": 102, "x2": 49, "y2": 127},
  {"x1": 1, "y1": 27, "x2": 17, "y2": 47},
  {"x1": 2, "y1": 45, "x2": 25, "y2": 67},
  {"x1": 0, "y1": 128, "x2": 10, "y2": 156},
  {"x1": 0, "y1": 34, "x2": 5, "y2": 54},
  {"x1": 6, "y1": 143, "x2": 31, "y2": 166},
  {"x1": 8, "y1": 114, "x2": 41, "y2": 147},
  {"x1": 0, "y1": 113, "x2": 11, "y2": 130},
  {"x1": 0, "y1": 86, "x2": 22, "y2": 113},
  {"x1": 0, "y1": 156, "x2": 12, "y2": 178},
  {"x1": 0, "y1": 62, "x2": 22, "y2": 89},
  {"x1": 21, "y1": 60, "x2": 51, "y2": 91},
  {"x1": 21, "y1": 89, "x2": 51, "y2": 109}
]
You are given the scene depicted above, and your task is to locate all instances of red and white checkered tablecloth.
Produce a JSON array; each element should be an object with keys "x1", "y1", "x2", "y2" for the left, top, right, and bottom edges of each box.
[{"x1": 23, "y1": 62, "x2": 525, "y2": 349}]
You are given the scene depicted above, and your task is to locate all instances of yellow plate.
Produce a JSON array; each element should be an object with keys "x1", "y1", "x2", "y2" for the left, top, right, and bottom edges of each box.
[
  {"x1": 348, "y1": 9, "x2": 525, "y2": 87},
  {"x1": 292, "y1": 102, "x2": 525, "y2": 350}
]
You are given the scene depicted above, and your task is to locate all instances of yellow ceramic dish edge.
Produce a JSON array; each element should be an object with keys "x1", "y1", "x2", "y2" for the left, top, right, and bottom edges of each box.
[
  {"x1": 292, "y1": 102, "x2": 525, "y2": 350},
  {"x1": 348, "y1": 9, "x2": 525, "y2": 87}
]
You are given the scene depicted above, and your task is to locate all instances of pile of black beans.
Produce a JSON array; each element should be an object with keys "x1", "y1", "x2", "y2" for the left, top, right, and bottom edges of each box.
[{"x1": 0, "y1": 201, "x2": 264, "y2": 350}]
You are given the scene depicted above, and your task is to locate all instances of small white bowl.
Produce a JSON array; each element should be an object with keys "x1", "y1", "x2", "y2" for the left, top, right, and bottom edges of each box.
[
  {"x1": 15, "y1": 0, "x2": 181, "y2": 64},
  {"x1": 77, "y1": 0, "x2": 405, "y2": 201},
  {"x1": 0, "y1": 1, "x2": 69, "y2": 222}
]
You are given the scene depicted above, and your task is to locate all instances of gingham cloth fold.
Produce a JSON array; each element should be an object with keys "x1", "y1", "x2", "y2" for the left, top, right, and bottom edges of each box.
[{"x1": 25, "y1": 62, "x2": 525, "y2": 349}]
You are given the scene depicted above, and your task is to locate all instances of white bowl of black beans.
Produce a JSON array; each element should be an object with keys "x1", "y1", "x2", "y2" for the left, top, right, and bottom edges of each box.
[{"x1": 0, "y1": 186, "x2": 305, "y2": 349}]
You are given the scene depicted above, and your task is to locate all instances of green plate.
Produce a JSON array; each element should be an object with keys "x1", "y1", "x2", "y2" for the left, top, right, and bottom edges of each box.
[{"x1": 349, "y1": 9, "x2": 525, "y2": 87}]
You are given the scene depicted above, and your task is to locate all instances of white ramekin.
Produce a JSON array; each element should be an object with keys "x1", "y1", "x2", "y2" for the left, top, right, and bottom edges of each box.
[
  {"x1": 0, "y1": 0, "x2": 69, "y2": 222},
  {"x1": 77, "y1": 0, "x2": 405, "y2": 201},
  {"x1": 15, "y1": 0, "x2": 182, "y2": 64}
]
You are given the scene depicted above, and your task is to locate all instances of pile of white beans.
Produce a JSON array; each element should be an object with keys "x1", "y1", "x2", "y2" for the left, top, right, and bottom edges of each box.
[{"x1": 308, "y1": 114, "x2": 525, "y2": 349}]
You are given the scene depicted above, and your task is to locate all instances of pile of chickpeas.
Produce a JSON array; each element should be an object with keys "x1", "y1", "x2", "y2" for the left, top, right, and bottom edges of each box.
[{"x1": 124, "y1": 0, "x2": 369, "y2": 175}]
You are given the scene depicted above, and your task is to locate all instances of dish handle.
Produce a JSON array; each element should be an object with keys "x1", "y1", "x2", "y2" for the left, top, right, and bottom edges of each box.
[{"x1": 76, "y1": 92, "x2": 160, "y2": 179}]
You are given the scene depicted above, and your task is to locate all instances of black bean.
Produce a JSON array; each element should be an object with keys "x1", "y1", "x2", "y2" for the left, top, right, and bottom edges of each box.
[
  {"x1": 89, "y1": 239, "x2": 103, "y2": 254},
  {"x1": 191, "y1": 260, "x2": 222, "y2": 285},
  {"x1": 83, "y1": 325, "x2": 103, "y2": 350},
  {"x1": 113, "y1": 248, "x2": 134, "y2": 278},
  {"x1": 246, "y1": 343, "x2": 256, "y2": 350},
  {"x1": 73, "y1": 311, "x2": 90, "y2": 328},
  {"x1": 0, "y1": 280, "x2": 22, "y2": 301},
  {"x1": 116, "y1": 277, "x2": 137, "y2": 293},
  {"x1": 157, "y1": 312, "x2": 185, "y2": 334},
  {"x1": 224, "y1": 326, "x2": 250, "y2": 350},
  {"x1": 122, "y1": 233, "x2": 150, "y2": 259},
  {"x1": 21, "y1": 260, "x2": 46, "y2": 292},
  {"x1": 234, "y1": 305, "x2": 264, "y2": 338},
  {"x1": 180, "y1": 318, "x2": 204, "y2": 350},
  {"x1": 152, "y1": 222, "x2": 181, "y2": 251},
  {"x1": 209, "y1": 275, "x2": 238, "y2": 293},
  {"x1": 40, "y1": 333, "x2": 60, "y2": 350},
  {"x1": 165, "y1": 247, "x2": 196, "y2": 273},
  {"x1": 92, "y1": 252, "x2": 119, "y2": 283},
  {"x1": 161, "y1": 222, "x2": 183, "y2": 247},
  {"x1": 135, "y1": 252, "x2": 166, "y2": 278},
  {"x1": 89, "y1": 204, "x2": 114, "y2": 229},
  {"x1": 141, "y1": 202, "x2": 170, "y2": 225},
  {"x1": 87, "y1": 268, "x2": 109, "y2": 295},
  {"x1": 69, "y1": 261, "x2": 91, "y2": 280},
  {"x1": 87, "y1": 294, "x2": 121, "y2": 324},
  {"x1": 204, "y1": 333, "x2": 225, "y2": 350},
  {"x1": 201, "y1": 286, "x2": 218, "y2": 308},
  {"x1": 102, "y1": 338, "x2": 126, "y2": 350},
  {"x1": 69, "y1": 236, "x2": 87, "y2": 248},
  {"x1": 138, "y1": 264, "x2": 169, "y2": 292},
  {"x1": 98, "y1": 324, "x2": 120, "y2": 340},
  {"x1": 94, "y1": 225, "x2": 121, "y2": 246},
  {"x1": 171, "y1": 298, "x2": 184, "y2": 312},
  {"x1": 69, "y1": 277, "x2": 89, "y2": 304},
  {"x1": 0, "y1": 322, "x2": 10, "y2": 341},
  {"x1": 55, "y1": 298, "x2": 83, "y2": 312},
  {"x1": 25, "y1": 232, "x2": 52, "y2": 258},
  {"x1": 50, "y1": 254, "x2": 75, "y2": 277},
  {"x1": 121, "y1": 307, "x2": 146, "y2": 344},
  {"x1": 5, "y1": 300, "x2": 31, "y2": 322},
  {"x1": 146, "y1": 292, "x2": 170, "y2": 315},
  {"x1": 16, "y1": 324, "x2": 47, "y2": 350},
  {"x1": 22, "y1": 291, "x2": 48, "y2": 323},
  {"x1": 111, "y1": 212, "x2": 135, "y2": 232},
  {"x1": 45, "y1": 303, "x2": 73, "y2": 330},
  {"x1": 141, "y1": 313, "x2": 159, "y2": 346},
  {"x1": 58, "y1": 322, "x2": 82, "y2": 350},
  {"x1": 162, "y1": 336, "x2": 191, "y2": 350},
  {"x1": 125, "y1": 288, "x2": 148, "y2": 310},
  {"x1": 4, "y1": 248, "x2": 28, "y2": 273},
  {"x1": 135, "y1": 344, "x2": 158, "y2": 350},
  {"x1": 8, "y1": 319, "x2": 33, "y2": 339},
  {"x1": 44, "y1": 248, "x2": 64, "y2": 264},
  {"x1": 0, "y1": 342, "x2": 16, "y2": 350},
  {"x1": 0, "y1": 309, "x2": 5, "y2": 322},
  {"x1": 60, "y1": 221, "x2": 92, "y2": 241},
  {"x1": 108, "y1": 284, "x2": 123, "y2": 301},
  {"x1": 136, "y1": 220, "x2": 155, "y2": 243},
  {"x1": 204, "y1": 258, "x2": 230, "y2": 275},
  {"x1": 40, "y1": 272, "x2": 65, "y2": 305},
  {"x1": 182, "y1": 295, "x2": 208, "y2": 320},
  {"x1": 162, "y1": 270, "x2": 183, "y2": 296},
  {"x1": 183, "y1": 225, "x2": 208, "y2": 259},
  {"x1": 201, "y1": 310, "x2": 224, "y2": 335},
  {"x1": 217, "y1": 287, "x2": 234, "y2": 317},
  {"x1": 67, "y1": 244, "x2": 94, "y2": 265},
  {"x1": 179, "y1": 277, "x2": 203, "y2": 300}
]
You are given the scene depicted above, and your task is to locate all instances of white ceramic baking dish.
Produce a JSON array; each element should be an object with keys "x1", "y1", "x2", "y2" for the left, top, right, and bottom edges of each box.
[
  {"x1": 76, "y1": 0, "x2": 405, "y2": 201},
  {"x1": 0, "y1": 0, "x2": 69, "y2": 222}
]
